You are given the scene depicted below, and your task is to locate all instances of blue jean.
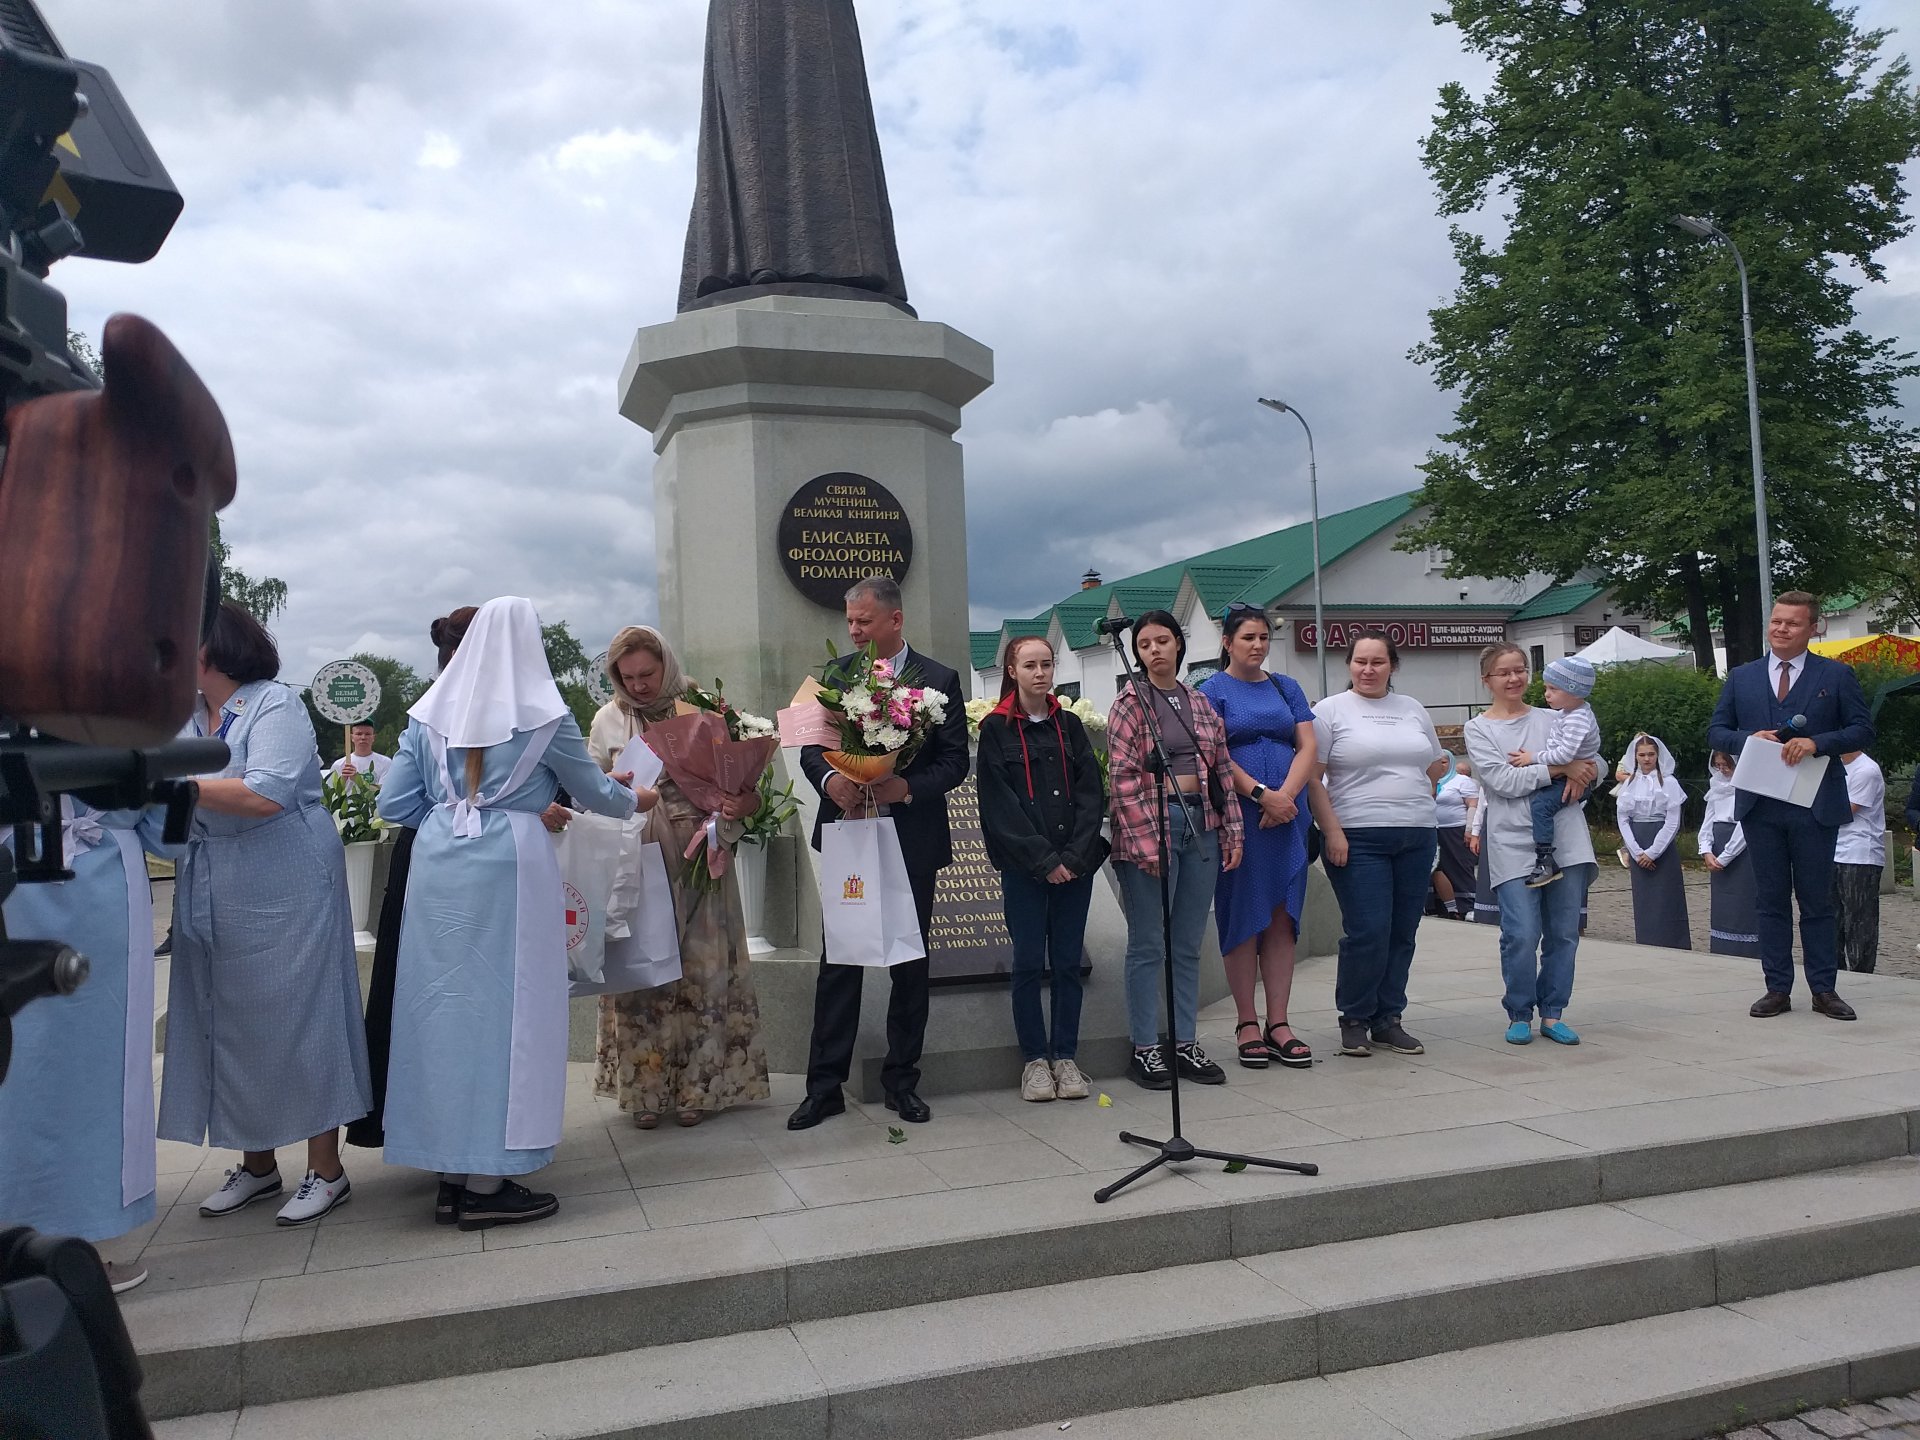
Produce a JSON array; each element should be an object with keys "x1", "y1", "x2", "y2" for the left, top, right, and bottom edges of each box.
[
  {"x1": 1743, "y1": 798, "x2": 1840, "y2": 995},
  {"x1": 1528, "y1": 782, "x2": 1568, "y2": 849},
  {"x1": 1495, "y1": 862, "x2": 1594, "y2": 1021},
  {"x1": 1001, "y1": 869, "x2": 1094, "y2": 1061},
  {"x1": 1114, "y1": 802, "x2": 1220, "y2": 1048},
  {"x1": 1323, "y1": 827, "x2": 1435, "y2": 1026}
]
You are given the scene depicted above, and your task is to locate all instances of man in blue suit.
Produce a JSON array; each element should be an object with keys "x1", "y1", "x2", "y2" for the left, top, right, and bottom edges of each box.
[{"x1": 1708, "y1": 593, "x2": 1875, "y2": 1019}]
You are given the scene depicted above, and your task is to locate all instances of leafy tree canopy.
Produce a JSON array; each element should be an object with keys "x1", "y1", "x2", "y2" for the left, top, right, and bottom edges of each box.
[{"x1": 1403, "y1": 0, "x2": 1920, "y2": 669}]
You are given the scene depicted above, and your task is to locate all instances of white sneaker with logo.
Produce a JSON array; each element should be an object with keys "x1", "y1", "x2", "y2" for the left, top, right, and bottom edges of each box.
[
  {"x1": 1051, "y1": 1059, "x2": 1090, "y2": 1100},
  {"x1": 1019, "y1": 1058, "x2": 1056, "y2": 1102},
  {"x1": 198, "y1": 1164, "x2": 282, "y2": 1217},
  {"x1": 276, "y1": 1170, "x2": 351, "y2": 1226}
]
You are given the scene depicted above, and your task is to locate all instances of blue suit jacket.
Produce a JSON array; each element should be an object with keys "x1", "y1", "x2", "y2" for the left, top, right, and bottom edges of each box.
[{"x1": 1707, "y1": 652, "x2": 1874, "y2": 828}]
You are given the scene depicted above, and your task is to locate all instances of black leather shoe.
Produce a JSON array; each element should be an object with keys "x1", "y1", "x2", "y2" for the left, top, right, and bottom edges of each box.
[
  {"x1": 884, "y1": 1089, "x2": 932, "y2": 1123},
  {"x1": 786, "y1": 1092, "x2": 846, "y2": 1130},
  {"x1": 1811, "y1": 991, "x2": 1857, "y2": 1021},
  {"x1": 1749, "y1": 991, "x2": 1792, "y2": 1018}
]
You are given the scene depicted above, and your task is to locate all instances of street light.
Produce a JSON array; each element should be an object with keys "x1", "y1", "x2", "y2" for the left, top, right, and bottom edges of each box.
[
  {"x1": 1672, "y1": 213, "x2": 1773, "y2": 618},
  {"x1": 1256, "y1": 396, "x2": 1327, "y2": 698}
]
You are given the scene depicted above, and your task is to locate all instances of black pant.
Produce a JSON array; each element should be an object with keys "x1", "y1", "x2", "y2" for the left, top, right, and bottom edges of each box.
[
  {"x1": 1744, "y1": 798, "x2": 1839, "y2": 995},
  {"x1": 806, "y1": 865, "x2": 937, "y2": 1098}
]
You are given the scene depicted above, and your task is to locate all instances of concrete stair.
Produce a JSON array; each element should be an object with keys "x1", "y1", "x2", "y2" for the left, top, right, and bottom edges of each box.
[{"x1": 149, "y1": 1095, "x2": 1920, "y2": 1439}]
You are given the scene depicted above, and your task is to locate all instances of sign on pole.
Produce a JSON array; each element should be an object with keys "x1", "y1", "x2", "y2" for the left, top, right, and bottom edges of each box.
[
  {"x1": 311, "y1": 661, "x2": 382, "y2": 760},
  {"x1": 586, "y1": 651, "x2": 614, "y2": 707}
]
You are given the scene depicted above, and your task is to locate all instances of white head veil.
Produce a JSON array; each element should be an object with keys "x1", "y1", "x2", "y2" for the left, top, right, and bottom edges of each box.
[
  {"x1": 408, "y1": 597, "x2": 567, "y2": 748},
  {"x1": 1617, "y1": 732, "x2": 1676, "y2": 785}
]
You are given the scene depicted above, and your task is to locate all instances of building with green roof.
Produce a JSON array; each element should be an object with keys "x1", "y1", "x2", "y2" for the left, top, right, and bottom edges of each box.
[{"x1": 970, "y1": 492, "x2": 1646, "y2": 717}]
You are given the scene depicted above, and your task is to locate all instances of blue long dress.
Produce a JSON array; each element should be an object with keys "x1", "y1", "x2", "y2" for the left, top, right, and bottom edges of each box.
[
  {"x1": 0, "y1": 803, "x2": 173, "y2": 1241},
  {"x1": 159, "y1": 680, "x2": 372, "y2": 1150},
  {"x1": 1198, "y1": 670, "x2": 1315, "y2": 951},
  {"x1": 377, "y1": 714, "x2": 634, "y2": 1176}
]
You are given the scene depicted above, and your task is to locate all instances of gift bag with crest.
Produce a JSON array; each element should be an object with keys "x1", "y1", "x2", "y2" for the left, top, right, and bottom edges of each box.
[
  {"x1": 818, "y1": 816, "x2": 925, "y2": 968},
  {"x1": 551, "y1": 813, "x2": 625, "y2": 985},
  {"x1": 573, "y1": 833, "x2": 682, "y2": 997}
]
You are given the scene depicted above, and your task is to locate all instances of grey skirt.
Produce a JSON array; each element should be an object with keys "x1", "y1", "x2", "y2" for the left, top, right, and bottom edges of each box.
[
  {"x1": 1628, "y1": 818, "x2": 1692, "y2": 951},
  {"x1": 1706, "y1": 822, "x2": 1759, "y2": 958}
]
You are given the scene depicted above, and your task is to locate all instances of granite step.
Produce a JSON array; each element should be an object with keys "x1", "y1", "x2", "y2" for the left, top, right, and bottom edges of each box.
[
  {"x1": 128, "y1": 1087, "x2": 1918, "y2": 1421},
  {"x1": 151, "y1": 1158, "x2": 1920, "y2": 1439}
]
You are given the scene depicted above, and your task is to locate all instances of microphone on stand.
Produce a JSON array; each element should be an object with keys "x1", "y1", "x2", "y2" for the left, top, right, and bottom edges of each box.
[{"x1": 1095, "y1": 615, "x2": 1135, "y2": 637}]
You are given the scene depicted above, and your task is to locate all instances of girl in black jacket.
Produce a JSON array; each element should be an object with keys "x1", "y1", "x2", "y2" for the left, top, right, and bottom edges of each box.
[{"x1": 976, "y1": 637, "x2": 1109, "y2": 1102}]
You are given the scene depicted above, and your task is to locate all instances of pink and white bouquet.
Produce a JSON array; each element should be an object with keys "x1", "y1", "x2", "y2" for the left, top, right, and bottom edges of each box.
[
  {"x1": 778, "y1": 643, "x2": 947, "y2": 793},
  {"x1": 643, "y1": 689, "x2": 779, "y2": 896}
]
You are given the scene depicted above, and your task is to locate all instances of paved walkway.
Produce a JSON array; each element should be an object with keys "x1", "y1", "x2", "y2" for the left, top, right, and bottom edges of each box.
[{"x1": 1715, "y1": 1389, "x2": 1920, "y2": 1437}]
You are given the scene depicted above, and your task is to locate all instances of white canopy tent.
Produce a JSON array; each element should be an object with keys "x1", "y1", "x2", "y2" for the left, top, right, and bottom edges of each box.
[{"x1": 1573, "y1": 625, "x2": 1691, "y2": 667}]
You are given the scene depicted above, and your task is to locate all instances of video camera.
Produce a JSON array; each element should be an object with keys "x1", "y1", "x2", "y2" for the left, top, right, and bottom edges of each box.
[{"x1": 0, "y1": 3, "x2": 238, "y2": 1436}]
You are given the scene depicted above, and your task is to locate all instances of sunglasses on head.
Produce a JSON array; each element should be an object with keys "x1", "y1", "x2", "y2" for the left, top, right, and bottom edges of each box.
[{"x1": 1222, "y1": 602, "x2": 1266, "y2": 623}]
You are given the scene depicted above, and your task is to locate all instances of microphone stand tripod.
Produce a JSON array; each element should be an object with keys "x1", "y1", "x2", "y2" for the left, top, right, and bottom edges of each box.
[{"x1": 1093, "y1": 622, "x2": 1317, "y2": 1203}]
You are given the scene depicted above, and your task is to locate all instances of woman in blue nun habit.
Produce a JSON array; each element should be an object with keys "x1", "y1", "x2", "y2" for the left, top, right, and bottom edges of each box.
[
  {"x1": 379, "y1": 596, "x2": 638, "y2": 1231},
  {"x1": 0, "y1": 800, "x2": 175, "y2": 1293}
]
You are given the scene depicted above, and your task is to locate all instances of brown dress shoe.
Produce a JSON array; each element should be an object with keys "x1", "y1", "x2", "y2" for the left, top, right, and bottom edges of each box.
[
  {"x1": 1749, "y1": 992, "x2": 1792, "y2": 1018},
  {"x1": 1810, "y1": 991, "x2": 1857, "y2": 1021}
]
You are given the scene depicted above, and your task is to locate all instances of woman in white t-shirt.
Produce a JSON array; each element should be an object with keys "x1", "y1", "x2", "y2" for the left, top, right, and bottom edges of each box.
[
  {"x1": 1834, "y1": 751, "x2": 1887, "y2": 974},
  {"x1": 1307, "y1": 633, "x2": 1449, "y2": 1060}
]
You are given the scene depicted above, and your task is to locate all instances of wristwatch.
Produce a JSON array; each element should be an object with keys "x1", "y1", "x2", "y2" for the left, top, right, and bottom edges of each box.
[{"x1": 1249, "y1": 784, "x2": 1267, "y2": 802}]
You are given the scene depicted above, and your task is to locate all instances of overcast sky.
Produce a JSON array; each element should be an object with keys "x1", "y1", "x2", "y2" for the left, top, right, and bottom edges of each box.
[{"x1": 51, "y1": 0, "x2": 1920, "y2": 681}]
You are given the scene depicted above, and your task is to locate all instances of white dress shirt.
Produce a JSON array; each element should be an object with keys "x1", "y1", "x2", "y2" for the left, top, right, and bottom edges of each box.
[
  {"x1": 1617, "y1": 770, "x2": 1684, "y2": 860},
  {"x1": 1770, "y1": 649, "x2": 1807, "y2": 700},
  {"x1": 1835, "y1": 754, "x2": 1887, "y2": 868}
]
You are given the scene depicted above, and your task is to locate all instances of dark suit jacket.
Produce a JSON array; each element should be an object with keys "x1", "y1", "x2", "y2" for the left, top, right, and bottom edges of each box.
[
  {"x1": 801, "y1": 646, "x2": 971, "y2": 874},
  {"x1": 1707, "y1": 651, "x2": 1874, "y2": 828}
]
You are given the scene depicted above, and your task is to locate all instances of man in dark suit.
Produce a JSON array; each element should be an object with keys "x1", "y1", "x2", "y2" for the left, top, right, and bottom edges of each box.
[
  {"x1": 787, "y1": 574, "x2": 970, "y2": 1129},
  {"x1": 1707, "y1": 592, "x2": 1874, "y2": 1020}
]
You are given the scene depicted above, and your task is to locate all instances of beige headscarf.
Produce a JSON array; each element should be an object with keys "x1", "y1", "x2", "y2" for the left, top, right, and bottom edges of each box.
[{"x1": 606, "y1": 625, "x2": 685, "y2": 724}]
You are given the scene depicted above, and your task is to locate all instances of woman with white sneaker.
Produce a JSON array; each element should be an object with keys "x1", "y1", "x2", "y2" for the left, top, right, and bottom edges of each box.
[
  {"x1": 0, "y1": 800, "x2": 175, "y2": 1291},
  {"x1": 377, "y1": 598, "x2": 636, "y2": 1231},
  {"x1": 976, "y1": 637, "x2": 1108, "y2": 1103},
  {"x1": 160, "y1": 601, "x2": 372, "y2": 1226}
]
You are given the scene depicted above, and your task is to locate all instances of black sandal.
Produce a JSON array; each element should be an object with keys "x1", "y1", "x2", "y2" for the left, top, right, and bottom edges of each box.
[
  {"x1": 1235, "y1": 1020, "x2": 1269, "y2": 1069},
  {"x1": 1266, "y1": 1022, "x2": 1312, "y2": 1069}
]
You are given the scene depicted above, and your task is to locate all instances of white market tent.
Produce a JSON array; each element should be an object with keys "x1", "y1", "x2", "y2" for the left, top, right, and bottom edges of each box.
[{"x1": 1573, "y1": 625, "x2": 1691, "y2": 667}]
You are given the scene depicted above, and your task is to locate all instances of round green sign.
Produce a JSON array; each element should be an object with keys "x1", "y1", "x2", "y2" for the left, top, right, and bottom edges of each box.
[{"x1": 311, "y1": 660, "x2": 382, "y2": 724}]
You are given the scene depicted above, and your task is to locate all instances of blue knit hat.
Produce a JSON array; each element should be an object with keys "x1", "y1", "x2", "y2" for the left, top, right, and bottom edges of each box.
[{"x1": 1542, "y1": 655, "x2": 1596, "y2": 699}]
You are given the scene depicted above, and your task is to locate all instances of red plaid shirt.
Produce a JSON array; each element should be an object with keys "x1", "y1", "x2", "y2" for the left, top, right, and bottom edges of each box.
[{"x1": 1106, "y1": 679, "x2": 1244, "y2": 865}]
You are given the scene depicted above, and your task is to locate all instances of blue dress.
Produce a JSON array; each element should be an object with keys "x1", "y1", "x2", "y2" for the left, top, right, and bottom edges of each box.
[
  {"x1": 160, "y1": 680, "x2": 372, "y2": 1151},
  {"x1": 1198, "y1": 670, "x2": 1315, "y2": 952},
  {"x1": 377, "y1": 714, "x2": 634, "y2": 1176},
  {"x1": 0, "y1": 804, "x2": 173, "y2": 1241}
]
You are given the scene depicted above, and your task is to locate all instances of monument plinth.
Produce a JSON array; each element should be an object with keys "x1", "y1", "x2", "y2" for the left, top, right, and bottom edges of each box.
[{"x1": 618, "y1": 294, "x2": 991, "y2": 721}]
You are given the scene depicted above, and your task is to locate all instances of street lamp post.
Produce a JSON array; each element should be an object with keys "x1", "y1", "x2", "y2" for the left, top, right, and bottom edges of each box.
[
  {"x1": 1256, "y1": 396, "x2": 1327, "y2": 698},
  {"x1": 1672, "y1": 214, "x2": 1773, "y2": 619}
]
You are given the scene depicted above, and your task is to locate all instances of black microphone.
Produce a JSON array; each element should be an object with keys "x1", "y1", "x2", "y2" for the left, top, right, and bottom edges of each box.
[{"x1": 1095, "y1": 615, "x2": 1134, "y2": 637}]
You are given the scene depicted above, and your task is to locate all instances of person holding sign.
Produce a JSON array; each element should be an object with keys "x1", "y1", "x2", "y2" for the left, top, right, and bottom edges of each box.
[
  {"x1": 1707, "y1": 593, "x2": 1874, "y2": 1020},
  {"x1": 377, "y1": 598, "x2": 637, "y2": 1230},
  {"x1": 976, "y1": 636, "x2": 1107, "y2": 1102},
  {"x1": 588, "y1": 625, "x2": 771, "y2": 1130},
  {"x1": 328, "y1": 722, "x2": 391, "y2": 786},
  {"x1": 787, "y1": 575, "x2": 969, "y2": 1131},
  {"x1": 160, "y1": 602, "x2": 372, "y2": 1227}
]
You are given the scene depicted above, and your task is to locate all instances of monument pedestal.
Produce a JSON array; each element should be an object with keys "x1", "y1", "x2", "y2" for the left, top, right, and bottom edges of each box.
[{"x1": 618, "y1": 294, "x2": 992, "y2": 721}]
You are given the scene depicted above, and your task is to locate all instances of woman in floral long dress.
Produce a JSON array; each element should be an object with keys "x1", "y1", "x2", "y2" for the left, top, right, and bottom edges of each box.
[{"x1": 589, "y1": 626, "x2": 770, "y2": 1128}]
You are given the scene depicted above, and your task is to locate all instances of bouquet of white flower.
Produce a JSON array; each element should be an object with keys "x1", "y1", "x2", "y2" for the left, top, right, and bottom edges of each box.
[{"x1": 811, "y1": 643, "x2": 948, "y2": 786}]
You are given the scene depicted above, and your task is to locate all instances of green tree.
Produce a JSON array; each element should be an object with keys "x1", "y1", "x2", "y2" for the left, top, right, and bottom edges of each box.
[
  {"x1": 301, "y1": 654, "x2": 426, "y2": 764},
  {"x1": 1402, "y1": 0, "x2": 1920, "y2": 670},
  {"x1": 541, "y1": 620, "x2": 600, "y2": 732},
  {"x1": 66, "y1": 327, "x2": 102, "y2": 379},
  {"x1": 210, "y1": 514, "x2": 289, "y2": 623}
]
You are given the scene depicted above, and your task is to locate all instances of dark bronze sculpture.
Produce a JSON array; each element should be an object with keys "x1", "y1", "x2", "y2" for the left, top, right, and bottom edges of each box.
[{"x1": 678, "y1": 0, "x2": 912, "y2": 315}]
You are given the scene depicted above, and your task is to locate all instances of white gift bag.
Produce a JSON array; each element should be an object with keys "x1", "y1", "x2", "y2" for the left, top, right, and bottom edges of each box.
[
  {"x1": 552, "y1": 813, "x2": 625, "y2": 984},
  {"x1": 573, "y1": 838, "x2": 683, "y2": 997},
  {"x1": 819, "y1": 816, "x2": 926, "y2": 968}
]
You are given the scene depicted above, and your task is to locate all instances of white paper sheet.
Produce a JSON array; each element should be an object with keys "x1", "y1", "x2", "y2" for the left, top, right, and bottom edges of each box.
[
  {"x1": 1732, "y1": 735, "x2": 1829, "y2": 808},
  {"x1": 615, "y1": 735, "x2": 665, "y2": 790}
]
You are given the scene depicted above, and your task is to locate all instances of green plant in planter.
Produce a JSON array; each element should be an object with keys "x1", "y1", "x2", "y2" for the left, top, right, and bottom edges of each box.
[
  {"x1": 741, "y1": 767, "x2": 800, "y2": 848},
  {"x1": 322, "y1": 771, "x2": 387, "y2": 845}
]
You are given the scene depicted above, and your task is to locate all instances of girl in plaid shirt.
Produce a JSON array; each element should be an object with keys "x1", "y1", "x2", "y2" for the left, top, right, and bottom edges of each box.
[{"x1": 1107, "y1": 611, "x2": 1245, "y2": 1090}]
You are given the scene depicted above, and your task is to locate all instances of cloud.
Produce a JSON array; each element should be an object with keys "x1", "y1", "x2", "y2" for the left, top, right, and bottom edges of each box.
[{"x1": 37, "y1": 0, "x2": 1919, "y2": 683}]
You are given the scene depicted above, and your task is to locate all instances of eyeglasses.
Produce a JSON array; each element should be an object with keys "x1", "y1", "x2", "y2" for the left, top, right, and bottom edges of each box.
[
  {"x1": 1486, "y1": 667, "x2": 1530, "y2": 680},
  {"x1": 1222, "y1": 602, "x2": 1266, "y2": 623}
]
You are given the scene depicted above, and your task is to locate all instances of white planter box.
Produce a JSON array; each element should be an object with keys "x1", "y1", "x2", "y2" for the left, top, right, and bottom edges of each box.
[{"x1": 343, "y1": 840, "x2": 378, "y2": 938}]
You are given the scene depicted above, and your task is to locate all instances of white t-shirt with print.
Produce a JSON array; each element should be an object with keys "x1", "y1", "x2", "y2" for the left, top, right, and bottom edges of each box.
[{"x1": 1311, "y1": 690, "x2": 1445, "y2": 830}]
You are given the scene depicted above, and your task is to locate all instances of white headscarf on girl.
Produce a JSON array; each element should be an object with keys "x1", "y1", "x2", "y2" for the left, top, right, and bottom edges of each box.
[
  {"x1": 1617, "y1": 732, "x2": 1677, "y2": 789},
  {"x1": 408, "y1": 596, "x2": 567, "y2": 748}
]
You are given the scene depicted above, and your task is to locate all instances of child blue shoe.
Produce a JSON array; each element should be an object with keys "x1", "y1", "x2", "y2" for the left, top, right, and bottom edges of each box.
[
  {"x1": 1540, "y1": 1020, "x2": 1581, "y2": 1045},
  {"x1": 1504, "y1": 1020, "x2": 1533, "y2": 1045}
]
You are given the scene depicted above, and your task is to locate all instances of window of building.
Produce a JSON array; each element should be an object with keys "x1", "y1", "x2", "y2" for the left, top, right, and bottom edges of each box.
[
  {"x1": 1529, "y1": 644, "x2": 1545, "y2": 675},
  {"x1": 1054, "y1": 681, "x2": 1081, "y2": 700}
]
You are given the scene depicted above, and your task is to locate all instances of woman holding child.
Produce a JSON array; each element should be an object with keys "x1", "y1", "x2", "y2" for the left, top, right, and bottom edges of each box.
[{"x1": 1462, "y1": 644, "x2": 1599, "y2": 1046}]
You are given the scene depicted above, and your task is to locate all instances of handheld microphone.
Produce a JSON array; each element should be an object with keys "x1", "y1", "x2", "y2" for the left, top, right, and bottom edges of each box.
[
  {"x1": 1777, "y1": 713, "x2": 1810, "y2": 742},
  {"x1": 1095, "y1": 615, "x2": 1134, "y2": 637}
]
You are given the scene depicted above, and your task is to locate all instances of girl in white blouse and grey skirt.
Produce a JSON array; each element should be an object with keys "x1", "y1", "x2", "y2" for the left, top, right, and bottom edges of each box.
[{"x1": 1615, "y1": 733, "x2": 1691, "y2": 950}]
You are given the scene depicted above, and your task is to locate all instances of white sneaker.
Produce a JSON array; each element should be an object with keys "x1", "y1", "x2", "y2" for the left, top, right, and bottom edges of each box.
[
  {"x1": 276, "y1": 1170, "x2": 351, "y2": 1226},
  {"x1": 103, "y1": 1261, "x2": 147, "y2": 1294},
  {"x1": 1020, "y1": 1058, "x2": 1056, "y2": 1102},
  {"x1": 1051, "y1": 1059, "x2": 1090, "y2": 1100},
  {"x1": 198, "y1": 1164, "x2": 282, "y2": 1217}
]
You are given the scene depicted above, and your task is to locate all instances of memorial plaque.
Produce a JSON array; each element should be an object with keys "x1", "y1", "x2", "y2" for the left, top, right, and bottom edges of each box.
[
  {"x1": 777, "y1": 472, "x2": 913, "y2": 609},
  {"x1": 928, "y1": 776, "x2": 1014, "y2": 983}
]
